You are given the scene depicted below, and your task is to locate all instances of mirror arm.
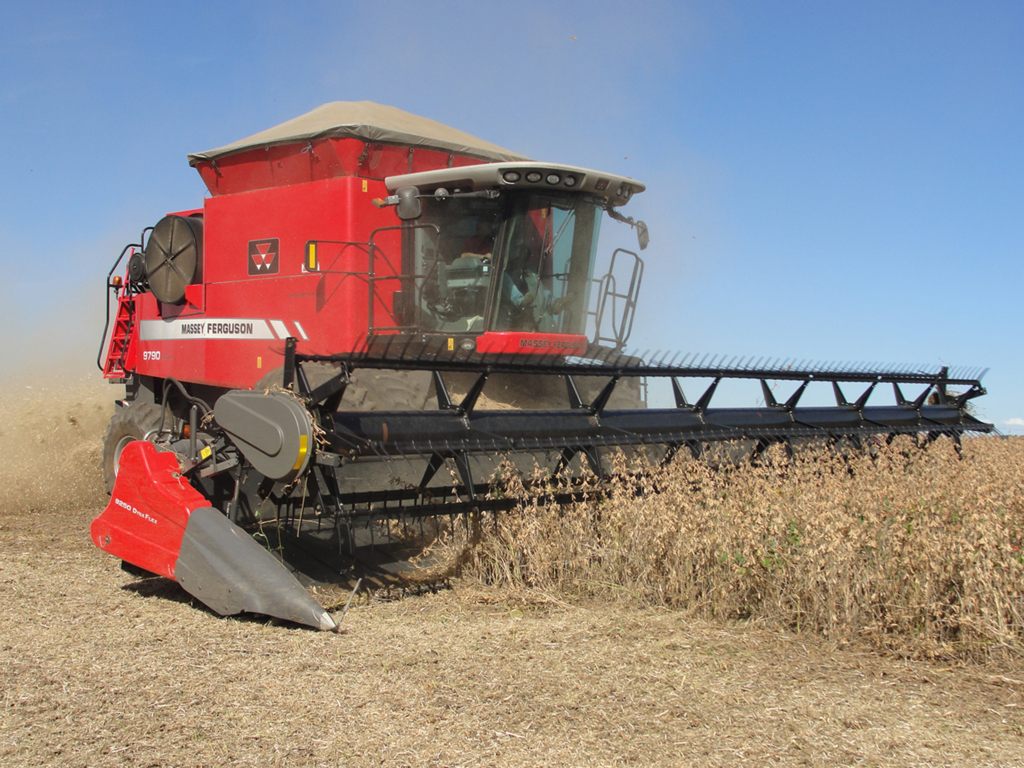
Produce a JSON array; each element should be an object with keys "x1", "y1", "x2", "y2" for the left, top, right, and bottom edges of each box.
[
  {"x1": 605, "y1": 206, "x2": 635, "y2": 226},
  {"x1": 606, "y1": 206, "x2": 650, "y2": 251}
]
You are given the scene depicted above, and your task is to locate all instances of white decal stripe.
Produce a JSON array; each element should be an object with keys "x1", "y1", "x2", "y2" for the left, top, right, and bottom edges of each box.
[
  {"x1": 293, "y1": 321, "x2": 309, "y2": 340},
  {"x1": 268, "y1": 320, "x2": 290, "y2": 339},
  {"x1": 139, "y1": 318, "x2": 276, "y2": 341}
]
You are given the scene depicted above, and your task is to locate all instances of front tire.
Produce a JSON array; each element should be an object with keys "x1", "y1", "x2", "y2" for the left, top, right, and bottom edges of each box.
[{"x1": 102, "y1": 402, "x2": 167, "y2": 493}]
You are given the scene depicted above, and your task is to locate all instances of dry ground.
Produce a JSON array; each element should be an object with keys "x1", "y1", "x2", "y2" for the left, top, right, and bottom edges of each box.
[{"x1": 2, "y1": 381, "x2": 1023, "y2": 767}]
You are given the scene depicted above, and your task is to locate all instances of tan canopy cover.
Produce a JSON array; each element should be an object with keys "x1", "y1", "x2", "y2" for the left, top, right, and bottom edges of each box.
[{"x1": 188, "y1": 101, "x2": 530, "y2": 166}]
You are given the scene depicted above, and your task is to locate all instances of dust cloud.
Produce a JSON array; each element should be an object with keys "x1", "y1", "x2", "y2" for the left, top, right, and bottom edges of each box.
[
  {"x1": 0, "y1": 372, "x2": 115, "y2": 518},
  {"x1": 0, "y1": 262, "x2": 122, "y2": 516}
]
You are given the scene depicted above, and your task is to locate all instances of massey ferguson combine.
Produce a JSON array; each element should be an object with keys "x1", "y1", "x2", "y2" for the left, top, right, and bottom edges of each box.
[{"x1": 93, "y1": 102, "x2": 992, "y2": 630}]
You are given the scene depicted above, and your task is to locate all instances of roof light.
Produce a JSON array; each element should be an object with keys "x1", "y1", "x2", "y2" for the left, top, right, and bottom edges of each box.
[
  {"x1": 545, "y1": 173, "x2": 561, "y2": 185},
  {"x1": 525, "y1": 171, "x2": 543, "y2": 183},
  {"x1": 503, "y1": 171, "x2": 521, "y2": 183},
  {"x1": 595, "y1": 178, "x2": 609, "y2": 191},
  {"x1": 564, "y1": 175, "x2": 578, "y2": 187}
]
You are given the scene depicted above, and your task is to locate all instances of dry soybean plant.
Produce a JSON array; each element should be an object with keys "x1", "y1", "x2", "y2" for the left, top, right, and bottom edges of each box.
[{"x1": 451, "y1": 437, "x2": 1024, "y2": 660}]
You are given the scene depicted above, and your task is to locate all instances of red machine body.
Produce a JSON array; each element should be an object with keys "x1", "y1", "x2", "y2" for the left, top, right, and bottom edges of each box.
[
  {"x1": 103, "y1": 118, "x2": 599, "y2": 389},
  {"x1": 114, "y1": 141, "x2": 427, "y2": 389}
]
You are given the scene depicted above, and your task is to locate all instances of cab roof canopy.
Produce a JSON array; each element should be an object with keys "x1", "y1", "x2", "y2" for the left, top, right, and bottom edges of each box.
[{"x1": 188, "y1": 101, "x2": 529, "y2": 167}]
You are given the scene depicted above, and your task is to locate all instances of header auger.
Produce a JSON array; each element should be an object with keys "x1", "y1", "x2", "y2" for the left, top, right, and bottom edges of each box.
[{"x1": 93, "y1": 102, "x2": 992, "y2": 630}]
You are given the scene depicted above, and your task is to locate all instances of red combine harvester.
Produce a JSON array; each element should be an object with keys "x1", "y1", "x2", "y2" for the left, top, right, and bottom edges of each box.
[{"x1": 94, "y1": 102, "x2": 992, "y2": 630}]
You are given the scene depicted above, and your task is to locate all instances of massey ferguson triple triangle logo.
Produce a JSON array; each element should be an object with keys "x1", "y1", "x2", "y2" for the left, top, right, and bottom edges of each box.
[{"x1": 248, "y1": 239, "x2": 280, "y2": 275}]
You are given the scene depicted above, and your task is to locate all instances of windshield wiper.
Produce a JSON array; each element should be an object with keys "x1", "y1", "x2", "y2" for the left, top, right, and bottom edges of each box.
[{"x1": 549, "y1": 198, "x2": 579, "y2": 253}]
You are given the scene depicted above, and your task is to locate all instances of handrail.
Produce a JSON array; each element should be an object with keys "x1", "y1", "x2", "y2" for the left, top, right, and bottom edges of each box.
[
  {"x1": 367, "y1": 223, "x2": 440, "y2": 335},
  {"x1": 591, "y1": 248, "x2": 644, "y2": 350}
]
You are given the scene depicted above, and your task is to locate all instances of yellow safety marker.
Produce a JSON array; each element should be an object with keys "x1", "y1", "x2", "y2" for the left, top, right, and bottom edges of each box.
[
  {"x1": 291, "y1": 434, "x2": 309, "y2": 471},
  {"x1": 447, "y1": 337, "x2": 454, "y2": 351}
]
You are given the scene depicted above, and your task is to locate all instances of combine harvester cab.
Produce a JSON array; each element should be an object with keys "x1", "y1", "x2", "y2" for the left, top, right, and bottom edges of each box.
[{"x1": 94, "y1": 102, "x2": 993, "y2": 630}]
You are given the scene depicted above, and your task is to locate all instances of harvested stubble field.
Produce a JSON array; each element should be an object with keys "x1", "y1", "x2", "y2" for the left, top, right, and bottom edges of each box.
[{"x1": 2, "y1": 379, "x2": 1024, "y2": 767}]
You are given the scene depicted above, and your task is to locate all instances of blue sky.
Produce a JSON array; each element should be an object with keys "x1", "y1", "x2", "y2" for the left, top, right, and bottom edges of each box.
[{"x1": 1, "y1": 1, "x2": 1021, "y2": 431}]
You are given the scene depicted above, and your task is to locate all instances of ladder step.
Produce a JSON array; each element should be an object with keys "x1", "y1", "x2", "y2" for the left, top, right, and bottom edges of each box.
[{"x1": 103, "y1": 298, "x2": 136, "y2": 377}]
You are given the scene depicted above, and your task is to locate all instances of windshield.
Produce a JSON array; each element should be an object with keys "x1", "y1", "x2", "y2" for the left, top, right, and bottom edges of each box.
[{"x1": 402, "y1": 191, "x2": 602, "y2": 336}]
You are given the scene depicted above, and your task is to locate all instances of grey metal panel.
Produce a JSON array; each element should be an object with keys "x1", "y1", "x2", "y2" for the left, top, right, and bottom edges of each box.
[
  {"x1": 175, "y1": 507, "x2": 336, "y2": 631},
  {"x1": 385, "y1": 162, "x2": 646, "y2": 207},
  {"x1": 214, "y1": 391, "x2": 314, "y2": 482}
]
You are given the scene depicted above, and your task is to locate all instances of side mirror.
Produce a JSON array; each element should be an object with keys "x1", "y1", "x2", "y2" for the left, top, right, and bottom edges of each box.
[
  {"x1": 635, "y1": 220, "x2": 650, "y2": 251},
  {"x1": 396, "y1": 187, "x2": 422, "y2": 220}
]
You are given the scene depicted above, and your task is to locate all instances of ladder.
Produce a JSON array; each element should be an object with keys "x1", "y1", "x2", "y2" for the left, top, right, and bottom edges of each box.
[{"x1": 103, "y1": 296, "x2": 135, "y2": 378}]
